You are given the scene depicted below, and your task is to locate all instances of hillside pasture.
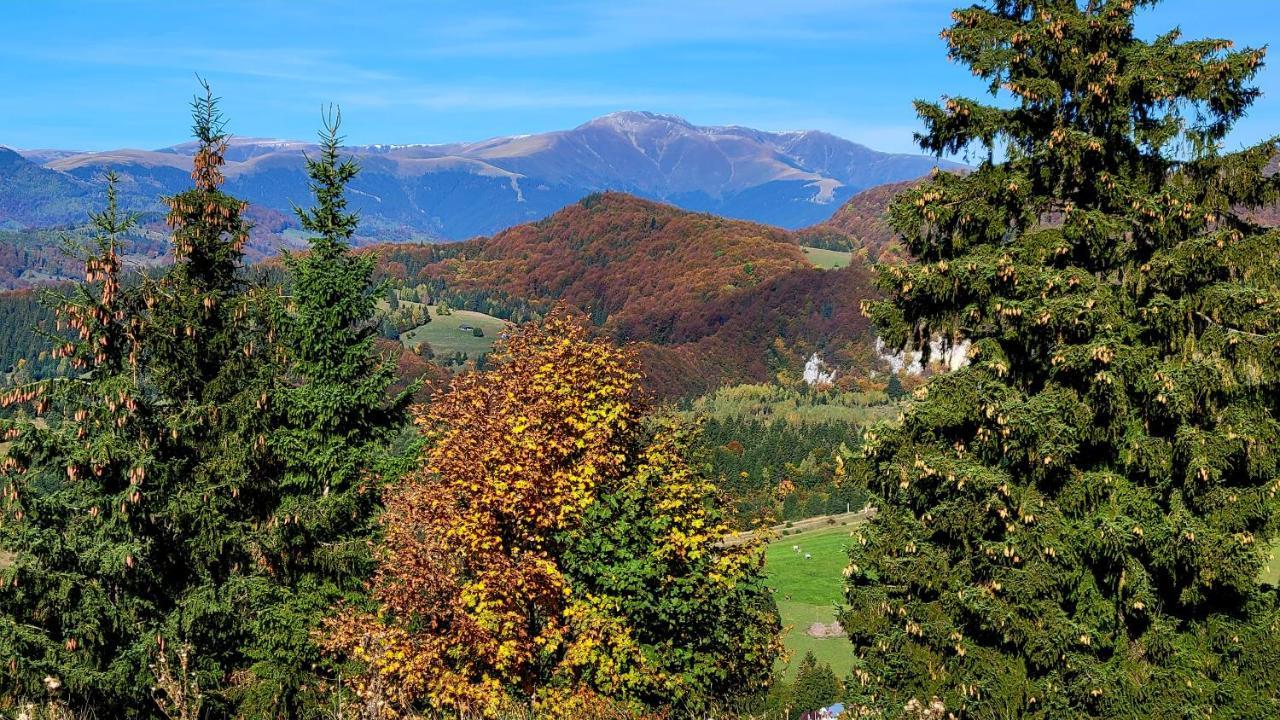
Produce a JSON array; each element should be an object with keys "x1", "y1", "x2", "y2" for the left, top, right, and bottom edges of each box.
[
  {"x1": 399, "y1": 305, "x2": 509, "y2": 358},
  {"x1": 800, "y1": 246, "x2": 854, "y2": 269},
  {"x1": 764, "y1": 522, "x2": 860, "y2": 680}
]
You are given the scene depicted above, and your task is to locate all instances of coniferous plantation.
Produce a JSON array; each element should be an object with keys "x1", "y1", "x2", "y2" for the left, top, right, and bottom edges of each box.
[{"x1": 0, "y1": 1, "x2": 1277, "y2": 719}]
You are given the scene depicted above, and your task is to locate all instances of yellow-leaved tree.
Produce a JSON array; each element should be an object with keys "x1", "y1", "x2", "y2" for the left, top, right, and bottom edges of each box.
[{"x1": 322, "y1": 310, "x2": 781, "y2": 718}]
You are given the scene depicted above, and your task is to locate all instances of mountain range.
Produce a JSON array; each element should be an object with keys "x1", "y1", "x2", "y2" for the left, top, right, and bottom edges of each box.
[{"x1": 3, "y1": 111, "x2": 961, "y2": 241}]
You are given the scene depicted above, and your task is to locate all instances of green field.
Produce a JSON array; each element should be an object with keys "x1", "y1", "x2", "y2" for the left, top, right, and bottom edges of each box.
[
  {"x1": 764, "y1": 525, "x2": 1280, "y2": 684},
  {"x1": 764, "y1": 523, "x2": 859, "y2": 680},
  {"x1": 801, "y1": 246, "x2": 854, "y2": 269},
  {"x1": 399, "y1": 305, "x2": 510, "y2": 358}
]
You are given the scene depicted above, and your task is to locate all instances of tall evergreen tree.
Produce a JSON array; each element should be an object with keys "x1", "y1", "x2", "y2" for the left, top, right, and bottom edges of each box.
[
  {"x1": 243, "y1": 108, "x2": 409, "y2": 718},
  {"x1": 0, "y1": 81, "x2": 279, "y2": 719},
  {"x1": 846, "y1": 2, "x2": 1280, "y2": 717},
  {"x1": 0, "y1": 173, "x2": 154, "y2": 712},
  {"x1": 138, "y1": 80, "x2": 279, "y2": 719}
]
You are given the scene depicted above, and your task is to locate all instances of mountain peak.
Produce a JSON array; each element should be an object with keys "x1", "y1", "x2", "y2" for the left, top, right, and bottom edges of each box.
[{"x1": 581, "y1": 111, "x2": 696, "y2": 132}]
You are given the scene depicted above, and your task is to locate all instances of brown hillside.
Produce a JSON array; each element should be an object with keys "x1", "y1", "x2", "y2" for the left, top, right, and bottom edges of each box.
[
  {"x1": 365, "y1": 192, "x2": 878, "y2": 397},
  {"x1": 461, "y1": 193, "x2": 810, "y2": 342},
  {"x1": 795, "y1": 179, "x2": 919, "y2": 264},
  {"x1": 803, "y1": 167, "x2": 1280, "y2": 266}
]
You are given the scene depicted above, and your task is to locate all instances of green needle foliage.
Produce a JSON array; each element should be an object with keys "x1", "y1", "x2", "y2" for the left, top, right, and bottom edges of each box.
[
  {"x1": 846, "y1": 1, "x2": 1280, "y2": 717},
  {"x1": 0, "y1": 81, "x2": 280, "y2": 719},
  {"x1": 0, "y1": 173, "x2": 154, "y2": 712},
  {"x1": 243, "y1": 107, "x2": 410, "y2": 718},
  {"x1": 136, "y1": 80, "x2": 279, "y2": 719},
  {"x1": 791, "y1": 651, "x2": 842, "y2": 717}
]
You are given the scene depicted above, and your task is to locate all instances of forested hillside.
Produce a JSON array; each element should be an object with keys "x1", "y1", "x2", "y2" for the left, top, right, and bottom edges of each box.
[
  {"x1": 0, "y1": 226, "x2": 169, "y2": 290},
  {"x1": 686, "y1": 383, "x2": 895, "y2": 523},
  {"x1": 0, "y1": 290, "x2": 59, "y2": 380},
  {"x1": 364, "y1": 192, "x2": 880, "y2": 396},
  {"x1": 2, "y1": 1, "x2": 1279, "y2": 718},
  {"x1": 796, "y1": 179, "x2": 920, "y2": 263},
  {"x1": 0, "y1": 205, "x2": 301, "y2": 291}
]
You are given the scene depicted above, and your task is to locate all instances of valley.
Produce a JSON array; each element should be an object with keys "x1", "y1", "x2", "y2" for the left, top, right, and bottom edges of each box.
[{"x1": 3, "y1": 1, "x2": 1280, "y2": 711}]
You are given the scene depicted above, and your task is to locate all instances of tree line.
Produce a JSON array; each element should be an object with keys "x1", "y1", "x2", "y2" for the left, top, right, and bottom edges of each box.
[
  {"x1": 3, "y1": 0, "x2": 1280, "y2": 717},
  {"x1": 0, "y1": 86, "x2": 780, "y2": 719}
]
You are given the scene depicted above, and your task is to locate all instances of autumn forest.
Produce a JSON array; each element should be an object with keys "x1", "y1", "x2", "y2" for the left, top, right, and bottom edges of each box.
[{"x1": 2, "y1": 1, "x2": 1280, "y2": 718}]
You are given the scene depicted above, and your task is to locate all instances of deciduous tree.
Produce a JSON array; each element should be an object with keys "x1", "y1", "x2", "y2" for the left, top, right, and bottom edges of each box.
[{"x1": 323, "y1": 312, "x2": 780, "y2": 718}]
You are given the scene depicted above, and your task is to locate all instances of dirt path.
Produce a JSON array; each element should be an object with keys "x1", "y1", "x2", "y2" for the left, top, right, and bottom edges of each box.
[{"x1": 721, "y1": 507, "x2": 876, "y2": 547}]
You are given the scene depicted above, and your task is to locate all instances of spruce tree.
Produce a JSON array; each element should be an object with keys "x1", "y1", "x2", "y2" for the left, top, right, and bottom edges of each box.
[
  {"x1": 885, "y1": 373, "x2": 907, "y2": 401},
  {"x1": 138, "y1": 80, "x2": 280, "y2": 719},
  {"x1": 846, "y1": 1, "x2": 1280, "y2": 717},
  {"x1": 791, "y1": 652, "x2": 842, "y2": 716},
  {"x1": 0, "y1": 81, "x2": 279, "y2": 719},
  {"x1": 243, "y1": 108, "x2": 408, "y2": 717},
  {"x1": 0, "y1": 173, "x2": 154, "y2": 712}
]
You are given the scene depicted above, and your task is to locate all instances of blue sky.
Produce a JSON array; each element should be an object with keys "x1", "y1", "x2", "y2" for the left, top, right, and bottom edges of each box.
[{"x1": 3, "y1": 1, "x2": 1277, "y2": 154}]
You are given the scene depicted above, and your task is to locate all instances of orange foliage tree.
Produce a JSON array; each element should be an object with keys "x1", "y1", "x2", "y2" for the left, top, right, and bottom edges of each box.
[{"x1": 322, "y1": 310, "x2": 780, "y2": 718}]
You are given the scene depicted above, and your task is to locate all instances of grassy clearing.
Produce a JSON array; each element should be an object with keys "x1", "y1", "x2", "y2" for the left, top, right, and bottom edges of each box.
[
  {"x1": 764, "y1": 523, "x2": 859, "y2": 680},
  {"x1": 800, "y1": 246, "x2": 854, "y2": 270},
  {"x1": 400, "y1": 306, "x2": 510, "y2": 358},
  {"x1": 764, "y1": 522, "x2": 1280, "y2": 685},
  {"x1": 688, "y1": 383, "x2": 897, "y2": 427}
]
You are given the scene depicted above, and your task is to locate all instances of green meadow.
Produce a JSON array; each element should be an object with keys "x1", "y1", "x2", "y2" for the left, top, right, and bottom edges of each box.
[
  {"x1": 399, "y1": 305, "x2": 510, "y2": 358},
  {"x1": 763, "y1": 526, "x2": 1280, "y2": 686},
  {"x1": 800, "y1": 246, "x2": 854, "y2": 269},
  {"x1": 764, "y1": 522, "x2": 859, "y2": 680}
]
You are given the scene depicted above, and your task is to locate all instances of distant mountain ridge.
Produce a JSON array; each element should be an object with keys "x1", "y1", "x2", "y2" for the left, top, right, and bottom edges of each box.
[{"x1": 4, "y1": 112, "x2": 963, "y2": 241}]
